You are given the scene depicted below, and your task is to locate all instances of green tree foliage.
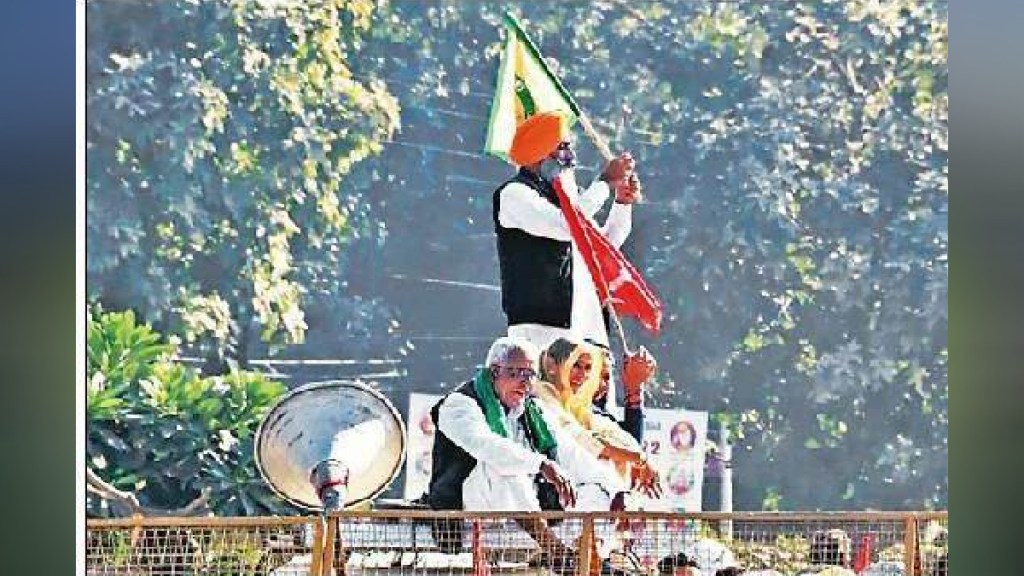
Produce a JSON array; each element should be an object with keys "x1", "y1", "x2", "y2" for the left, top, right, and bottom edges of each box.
[
  {"x1": 87, "y1": 307, "x2": 291, "y2": 516},
  {"x1": 87, "y1": 0, "x2": 947, "y2": 511},
  {"x1": 87, "y1": 0, "x2": 401, "y2": 367}
]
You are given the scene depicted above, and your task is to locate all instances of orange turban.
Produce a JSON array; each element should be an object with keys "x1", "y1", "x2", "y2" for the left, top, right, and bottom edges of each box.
[{"x1": 509, "y1": 111, "x2": 570, "y2": 166}]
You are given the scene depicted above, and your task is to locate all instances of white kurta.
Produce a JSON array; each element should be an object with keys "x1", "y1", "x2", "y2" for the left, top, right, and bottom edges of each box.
[
  {"x1": 529, "y1": 395, "x2": 630, "y2": 509},
  {"x1": 498, "y1": 173, "x2": 633, "y2": 406},
  {"x1": 435, "y1": 392, "x2": 623, "y2": 512}
]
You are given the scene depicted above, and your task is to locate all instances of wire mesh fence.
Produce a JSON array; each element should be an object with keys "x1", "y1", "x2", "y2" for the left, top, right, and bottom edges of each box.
[
  {"x1": 613, "y1": 513, "x2": 912, "y2": 576},
  {"x1": 914, "y1": 514, "x2": 948, "y2": 576},
  {"x1": 86, "y1": 517, "x2": 317, "y2": 576},
  {"x1": 337, "y1": 513, "x2": 585, "y2": 575},
  {"x1": 85, "y1": 511, "x2": 948, "y2": 576}
]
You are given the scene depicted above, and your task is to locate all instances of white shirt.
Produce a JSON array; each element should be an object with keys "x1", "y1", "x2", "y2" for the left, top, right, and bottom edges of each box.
[
  {"x1": 436, "y1": 391, "x2": 623, "y2": 511},
  {"x1": 497, "y1": 172, "x2": 633, "y2": 349}
]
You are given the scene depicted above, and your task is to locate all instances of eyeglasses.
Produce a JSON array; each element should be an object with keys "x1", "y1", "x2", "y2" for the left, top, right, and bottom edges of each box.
[
  {"x1": 552, "y1": 141, "x2": 576, "y2": 168},
  {"x1": 493, "y1": 366, "x2": 537, "y2": 382}
]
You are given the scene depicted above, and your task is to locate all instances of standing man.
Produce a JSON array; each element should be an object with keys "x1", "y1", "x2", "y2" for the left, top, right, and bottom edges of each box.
[{"x1": 493, "y1": 111, "x2": 640, "y2": 357}]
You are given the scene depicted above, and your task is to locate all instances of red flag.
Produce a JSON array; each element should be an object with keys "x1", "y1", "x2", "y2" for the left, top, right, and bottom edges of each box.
[
  {"x1": 853, "y1": 534, "x2": 873, "y2": 573},
  {"x1": 552, "y1": 175, "x2": 663, "y2": 334}
]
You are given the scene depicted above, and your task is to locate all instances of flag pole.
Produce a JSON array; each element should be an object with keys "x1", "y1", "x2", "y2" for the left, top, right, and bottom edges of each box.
[
  {"x1": 592, "y1": 259, "x2": 633, "y2": 357},
  {"x1": 557, "y1": 177, "x2": 634, "y2": 356},
  {"x1": 577, "y1": 114, "x2": 616, "y2": 162},
  {"x1": 575, "y1": 111, "x2": 642, "y2": 356},
  {"x1": 609, "y1": 302, "x2": 633, "y2": 356},
  {"x1": 572, "y1": 102, "x2": 634, "y2": 357}
]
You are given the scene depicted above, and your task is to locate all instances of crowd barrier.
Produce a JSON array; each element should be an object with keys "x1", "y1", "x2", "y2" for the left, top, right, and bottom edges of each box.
[{"x1": 86, "y1": 510, "x2": 948, "y2": 576}]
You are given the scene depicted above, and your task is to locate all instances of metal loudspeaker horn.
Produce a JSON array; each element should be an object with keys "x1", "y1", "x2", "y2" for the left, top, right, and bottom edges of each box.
[{"x1": 254, "y1": 381, "x2": 407, "y2": 512}]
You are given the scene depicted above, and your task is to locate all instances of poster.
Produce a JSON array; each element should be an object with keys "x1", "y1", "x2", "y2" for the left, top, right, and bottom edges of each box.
[
  {"x1": 636, "y1": 407, "x2": 708, "y2": 512},
  {"x1": 404, "y1": 393, "x2": 442, "y2": 500}
]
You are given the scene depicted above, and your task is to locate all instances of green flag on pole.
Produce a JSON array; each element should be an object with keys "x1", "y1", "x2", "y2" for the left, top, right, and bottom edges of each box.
[{"x1": 483, "y1": 12, "x2": 582, "y2": 162}]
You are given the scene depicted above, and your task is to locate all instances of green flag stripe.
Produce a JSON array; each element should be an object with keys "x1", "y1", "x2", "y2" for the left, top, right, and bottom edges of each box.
[
  {"x1": 501, "y1": 11, "x2": 582, "y2": 117},
  {"x1": 514, "y1": 76, "x2": 537, "y2": 117}
]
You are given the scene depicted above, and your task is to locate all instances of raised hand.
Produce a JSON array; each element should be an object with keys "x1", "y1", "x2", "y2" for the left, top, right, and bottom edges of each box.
[
  {"x1": 602, "y1": 153, "x2": 642, "y2": 203},
  {"x1": 601, "y1": 152, "x2": 635, "y2": 183},
  {"x1": 630, "y1": 461, "x2": 663, "y2": 499},
  {"x1": 622, "y1": 346, "x2": 657, "y2": 406}
]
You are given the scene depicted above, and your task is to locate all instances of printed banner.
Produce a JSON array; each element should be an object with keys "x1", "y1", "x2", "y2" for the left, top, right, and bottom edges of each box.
[
  {"x1": 404, "y1": 393, "x2": 443, "y2": 500},
  {"x1": 636, "y1": 407, "x2": 708, "y2": 512}
]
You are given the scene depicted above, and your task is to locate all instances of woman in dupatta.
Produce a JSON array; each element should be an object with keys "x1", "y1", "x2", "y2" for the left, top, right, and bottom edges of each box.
[
  {"x1": 534, "y1": 338, "x2": 664, "y2": 574},
  {"x1": 532, "y1": 338, "x2": 659, "y2": 501}
]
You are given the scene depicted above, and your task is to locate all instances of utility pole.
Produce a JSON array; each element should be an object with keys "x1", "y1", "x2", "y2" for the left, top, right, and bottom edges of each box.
[{"x1": 719, "y1": 419, "x2": 734, "y2": 539}]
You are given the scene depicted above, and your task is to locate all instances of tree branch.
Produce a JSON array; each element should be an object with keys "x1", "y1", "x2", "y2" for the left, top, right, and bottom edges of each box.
[{"x1": 87, "y1": 467, "x2": 212, "y2": 517}]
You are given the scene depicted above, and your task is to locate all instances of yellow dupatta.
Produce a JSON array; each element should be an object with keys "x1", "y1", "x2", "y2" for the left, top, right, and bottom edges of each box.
[{"x1": 535, "y1": 342, "x2": 644, "y2": 479}]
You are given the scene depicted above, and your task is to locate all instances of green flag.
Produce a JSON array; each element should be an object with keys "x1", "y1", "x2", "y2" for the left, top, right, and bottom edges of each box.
[{"x1": 483, "y1": 12, "x2": 581, "y2": 162}]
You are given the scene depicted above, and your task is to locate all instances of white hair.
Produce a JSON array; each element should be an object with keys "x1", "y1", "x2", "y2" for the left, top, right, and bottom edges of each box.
[{"x1": 485, "y1": 336, "x2": 540, "y2": 369}]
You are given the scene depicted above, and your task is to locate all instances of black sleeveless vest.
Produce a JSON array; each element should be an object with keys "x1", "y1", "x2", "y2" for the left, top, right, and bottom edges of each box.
[
  {"x1": 493, "y1": 169, "x2": 573, "y2": 328},
  {"x1": 423, "y1": 380, "x2": 558, "y2": 510}
]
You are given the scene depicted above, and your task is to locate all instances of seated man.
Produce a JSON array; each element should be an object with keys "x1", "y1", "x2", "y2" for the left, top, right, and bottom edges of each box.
[
  {"x1": 421, "y1": 336, "x2": 613, "y2": 565},
  {"x1": 587, "y1": 340, "x2": 657, "y2": 444}
]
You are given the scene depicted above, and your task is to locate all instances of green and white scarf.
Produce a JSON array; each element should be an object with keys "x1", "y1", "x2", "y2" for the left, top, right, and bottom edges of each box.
[{"x1": 472, "y1": 367, "x2": 557, "y2": 455}]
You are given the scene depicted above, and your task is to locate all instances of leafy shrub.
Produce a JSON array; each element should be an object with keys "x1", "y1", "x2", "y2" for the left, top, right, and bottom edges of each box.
[{"x1": 87, "y1": 307, "x2": 292, "y2": 516}]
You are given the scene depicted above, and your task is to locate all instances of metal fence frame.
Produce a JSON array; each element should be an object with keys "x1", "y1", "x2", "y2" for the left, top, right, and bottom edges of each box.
[{"x1": 86, "y1": 510, "x2": 948, "y2": 576}]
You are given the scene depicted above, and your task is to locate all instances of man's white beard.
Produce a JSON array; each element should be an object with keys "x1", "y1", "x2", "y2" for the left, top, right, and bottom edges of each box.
[
  {"x1": 507, "y1": 400, "x2": 527, "y2": 420},
  {"x1": 540, "y1": 159, "x2": 575, "y2": 188}
]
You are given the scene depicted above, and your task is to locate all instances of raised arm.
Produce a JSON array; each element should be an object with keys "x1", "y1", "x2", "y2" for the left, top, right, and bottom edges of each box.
[
  {"x1": 593, "y1": 153, "x2": 640, "y2": 246},
  {"x1": 600, "y1": 202, "x2": 633, "y2": 248},
  {"x1": 576, "y1": 178, "x2": 611, "y2": 217}
]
